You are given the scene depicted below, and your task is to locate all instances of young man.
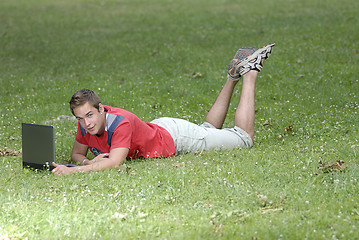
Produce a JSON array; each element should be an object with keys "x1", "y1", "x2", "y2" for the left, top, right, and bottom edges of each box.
[{"x1": 52, "y1": 43, "x2": 275, "y2": 175}]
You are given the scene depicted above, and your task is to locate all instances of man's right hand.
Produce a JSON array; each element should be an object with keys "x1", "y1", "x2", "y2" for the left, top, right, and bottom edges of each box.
[{"x1": 85, "y1": 153, "x2": 109, "y2": 165}]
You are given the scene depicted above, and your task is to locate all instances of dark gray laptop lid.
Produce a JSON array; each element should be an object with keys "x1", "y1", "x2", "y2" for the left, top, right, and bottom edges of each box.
[
  {"x1": 22, "y1": 123, "x2": 78, "y2": 170},
  {"x1": 22, "y1": 123, "x2": 55, "y2": 170}
]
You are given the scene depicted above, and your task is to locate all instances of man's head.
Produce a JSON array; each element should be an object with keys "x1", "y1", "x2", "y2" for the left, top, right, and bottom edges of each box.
[
  {"x1": 69, "y1": 89, "x2": 101, "y2": 115},
  {"x1": 70, "y1": 89, "x2": 106, "y2": 135}
]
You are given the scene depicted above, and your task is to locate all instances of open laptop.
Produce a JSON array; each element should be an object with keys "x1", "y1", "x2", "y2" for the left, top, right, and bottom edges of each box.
[{"x1": 22, "y1": 123, "x2": 78, "y2": 171}]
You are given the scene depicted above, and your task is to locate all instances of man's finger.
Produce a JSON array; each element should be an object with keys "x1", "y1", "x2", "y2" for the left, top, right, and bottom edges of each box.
[{"x1": 52, "y1": 162, "x2": 59, "y2": 174}]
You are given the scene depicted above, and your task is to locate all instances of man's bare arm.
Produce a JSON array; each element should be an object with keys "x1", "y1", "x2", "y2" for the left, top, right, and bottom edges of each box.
[
  {"x1": 85, "y1": 147, "x2": 129, "y2": 170},
  {"x1": 71, "y1": 140, "x2": 89, "y2": 164},
  {"x1": 52, "y1": 147, "x2": 129, "y2": 175}
]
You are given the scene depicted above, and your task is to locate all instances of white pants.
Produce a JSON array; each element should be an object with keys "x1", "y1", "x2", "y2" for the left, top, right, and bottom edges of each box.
[{"x1": 151, "y1": 117, "x2": 253, "y2": 155}]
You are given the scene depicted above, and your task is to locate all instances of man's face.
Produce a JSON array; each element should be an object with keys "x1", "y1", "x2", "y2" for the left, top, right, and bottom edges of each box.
[{"x1": 73, "y1": 102, "x2": 106, "y2": 135}]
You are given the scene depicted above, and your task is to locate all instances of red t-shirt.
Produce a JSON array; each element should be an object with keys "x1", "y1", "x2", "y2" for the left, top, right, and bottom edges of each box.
[{"x1": 75, "y1": 105, "x2": 176, "y2": 159}]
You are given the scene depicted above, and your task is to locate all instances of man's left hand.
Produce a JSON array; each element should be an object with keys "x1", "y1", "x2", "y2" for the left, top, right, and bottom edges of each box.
[{"x1": 52, "y1": 162, "x2": 76, "y2": 175}]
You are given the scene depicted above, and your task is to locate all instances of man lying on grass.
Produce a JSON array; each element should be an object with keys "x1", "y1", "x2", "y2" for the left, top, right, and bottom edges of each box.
[{"x1": 52, "y1": 43, "x2": 275, "y2": 175}]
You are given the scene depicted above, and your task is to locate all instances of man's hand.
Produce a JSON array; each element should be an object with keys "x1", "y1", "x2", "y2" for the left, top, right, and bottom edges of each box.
[
  {"x1": 52, "y1": 148, "x2": 129, "y2": 175},
  {"x1": 81, "y1": 153, "x2": 109, "y2": 165},
  {"x1": 52, "y1": 162, "x2": 76, "y2": 175}
]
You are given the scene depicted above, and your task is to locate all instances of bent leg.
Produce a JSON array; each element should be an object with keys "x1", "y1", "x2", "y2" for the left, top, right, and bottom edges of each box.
[
  {"x1": 204, "y1": 79, "x2": 238, "y2": 129},
  {"x1": 235, "y1": 70, "x2": 257, "y2": 139},
  {"x1": 205, "y1": 43, "x2": 274, "y2": 136}
]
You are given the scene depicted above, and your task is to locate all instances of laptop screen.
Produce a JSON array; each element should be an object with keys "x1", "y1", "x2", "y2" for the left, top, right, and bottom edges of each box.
[{"x1": 22, "y1": 123, "x2": 55, "y2": 170}]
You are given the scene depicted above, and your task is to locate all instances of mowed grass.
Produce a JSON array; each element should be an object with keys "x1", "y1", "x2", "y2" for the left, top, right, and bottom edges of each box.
[{"x1": 0, "y1": 0, "x2": 358, "y2": 239}]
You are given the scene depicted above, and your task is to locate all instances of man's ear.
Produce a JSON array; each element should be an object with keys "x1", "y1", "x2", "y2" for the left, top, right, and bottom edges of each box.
[{"x1": 98, "y1": 103, "x2": 105, "y2": 114}]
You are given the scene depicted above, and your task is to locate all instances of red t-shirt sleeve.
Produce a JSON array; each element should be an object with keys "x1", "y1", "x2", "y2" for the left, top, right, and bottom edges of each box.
[
  {"x1": 75, "y1": 124, "x2": 88, "y2": 145},
  {"x1": 109, "y1": 121, "x2": 132, "y2": 150}
]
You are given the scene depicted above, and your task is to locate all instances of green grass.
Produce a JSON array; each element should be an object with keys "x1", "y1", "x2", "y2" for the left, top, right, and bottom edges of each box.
[{"x1": 0, "y1": 0, "x2": 358, "y2": 239}]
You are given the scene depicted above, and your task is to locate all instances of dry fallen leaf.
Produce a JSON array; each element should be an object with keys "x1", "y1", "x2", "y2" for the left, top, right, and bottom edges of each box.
[
  {"x1": 318, "y1": 159, "x2": 348, "y2": 173},
  {"x1": 0, "y1": 149, "x2": 22, "y2": 156},
  {"x1": 119, "y1": 164, "x2": 136, "y2": 175},
  {"x1": 283, "y1": 124, "x2": 293, "y2": 132},
  {"x1": 263, "y1": 120, "x2": 271, "y2": 126}
]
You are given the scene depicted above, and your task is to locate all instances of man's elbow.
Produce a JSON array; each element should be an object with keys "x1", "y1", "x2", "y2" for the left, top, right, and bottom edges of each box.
[
  {"x1": 106, "y1": 158, "x2": 125, "y2": 169},
  {"x1": 113, "y1": 160, "x2": 125, "y2": 169}
]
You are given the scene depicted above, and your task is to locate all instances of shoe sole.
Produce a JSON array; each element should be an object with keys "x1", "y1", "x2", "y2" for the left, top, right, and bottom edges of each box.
[{"x1": 234, "y1": 42, "x2": 275, "y2": 72}]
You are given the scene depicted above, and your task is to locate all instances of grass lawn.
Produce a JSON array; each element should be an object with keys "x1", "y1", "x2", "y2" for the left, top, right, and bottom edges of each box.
[{"x1": 0, "y1": 0, "x2": 358, "y2": 239}]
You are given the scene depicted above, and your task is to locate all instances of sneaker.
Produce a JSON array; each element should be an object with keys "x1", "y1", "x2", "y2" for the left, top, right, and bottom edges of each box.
[
  {"x1": 227, "y1": 42, "x2": 275, "y2": 81},
  {"x1": 227, "y1": 46, "x2": 257, "y2": 81}
]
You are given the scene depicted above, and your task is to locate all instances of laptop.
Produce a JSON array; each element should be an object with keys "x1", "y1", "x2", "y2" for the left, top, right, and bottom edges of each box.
[{"x1": 22, "y1": 123, "x2": 78, "y2": 171}]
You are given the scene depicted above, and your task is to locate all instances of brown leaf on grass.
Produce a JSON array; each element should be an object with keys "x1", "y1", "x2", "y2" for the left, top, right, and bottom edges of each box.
[
  {"x1": 263, "y1": 120, "x2": 271, "y2": 126},
  {"x1": 172, "y1": 163, "x2": 182, "y2": 168},
  {"x1": 123, "y1": 165, "x2": 136, "y2": 175},
  {"x1": 0, "y1": 149, "x2": 22, "y2": 156},
  {"x1": 318, "y1": 159, "x2": 348, "y2": 173},
  {"x1": 283, "y1": 124, "x2": 293, "y2": 132}
]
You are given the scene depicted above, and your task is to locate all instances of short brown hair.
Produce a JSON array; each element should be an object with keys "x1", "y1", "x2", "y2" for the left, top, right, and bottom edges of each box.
[{"x1": 69, "y1": 89, "x2": 101, "y2": 115}]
